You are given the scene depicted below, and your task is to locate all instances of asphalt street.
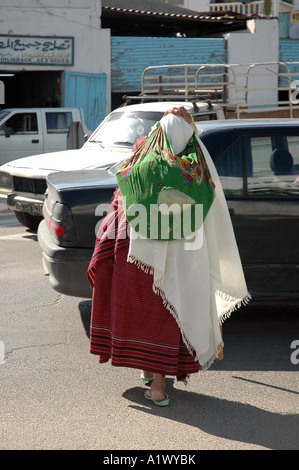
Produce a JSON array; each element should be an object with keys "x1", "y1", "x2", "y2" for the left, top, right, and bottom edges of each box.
[{"x1": 0, "y1": 207, "x2": 298, "y2": 451}]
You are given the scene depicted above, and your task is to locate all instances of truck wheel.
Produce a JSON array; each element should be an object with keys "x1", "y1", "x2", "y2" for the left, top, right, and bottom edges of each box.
[{"x1": 14, "y1": 211, "x2": 43, "y2": 230}]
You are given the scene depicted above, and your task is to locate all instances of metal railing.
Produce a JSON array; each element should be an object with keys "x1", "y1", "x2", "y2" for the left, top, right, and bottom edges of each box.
[
  {"x1": 140, "y1": 62, "x2": 299, "y2": 118},
  {"x1": 210, "y1": 1, "x2": 293, "y2": 16},
  {"x1": 210, "y1": 1, "x2": 264, "y2": 15}
]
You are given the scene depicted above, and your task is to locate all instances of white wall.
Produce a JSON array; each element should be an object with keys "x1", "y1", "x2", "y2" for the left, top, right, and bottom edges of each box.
[
  {"x1": 227, "y1": 18, "x2": 279, "y2": 64},
  {"x1": 0, "y1": 0, "x2": 111, "y2": 112},
  {"x1": 184, "y1": 0, "x2": 210, "y2": 11},
  {"x1": 225, "y1": 18, "x2": 280, "y2": 106},
  {"x1": 293, "y1": 0, "x2": 299, "y2": 10}
]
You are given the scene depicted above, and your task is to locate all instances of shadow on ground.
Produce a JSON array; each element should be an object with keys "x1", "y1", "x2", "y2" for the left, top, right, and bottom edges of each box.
[
  {"x1": 78, "y1": 300, "x2": 298, "y2": 450},
  {"x1": 122, "y1": 380, "x2": 298, "y2": 450}
]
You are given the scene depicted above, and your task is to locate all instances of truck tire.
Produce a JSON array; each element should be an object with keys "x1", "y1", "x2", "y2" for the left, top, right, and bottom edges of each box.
[{"x1": 14, "y1": 211, "x2": 43, "y2": 230}]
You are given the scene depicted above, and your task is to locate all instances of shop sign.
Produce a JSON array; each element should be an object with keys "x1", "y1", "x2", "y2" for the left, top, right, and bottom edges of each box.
[
  {"x1": 0, "y1": 35, "x2": 74, "y2": 66},
  {"x1": 290, "y1": 12, "x2": 299, "y2": 38},
  {"x1": 291, "y1": 12, "x2": 299, "y2": 24}
]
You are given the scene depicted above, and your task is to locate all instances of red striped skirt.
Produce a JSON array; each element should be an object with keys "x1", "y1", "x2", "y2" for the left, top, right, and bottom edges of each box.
[{"x1": 87, "y1": 189, "x2": 200, "y2": 380}]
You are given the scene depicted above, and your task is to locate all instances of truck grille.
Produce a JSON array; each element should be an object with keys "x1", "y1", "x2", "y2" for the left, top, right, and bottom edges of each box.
[{"x1": 13, "y1": 176, "x2": 47, "y2": 194}]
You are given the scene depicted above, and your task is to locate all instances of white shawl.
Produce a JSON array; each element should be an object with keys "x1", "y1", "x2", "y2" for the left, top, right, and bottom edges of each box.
[{"x1": 127, "y1": 115, "x2": 250, "y2": 370}]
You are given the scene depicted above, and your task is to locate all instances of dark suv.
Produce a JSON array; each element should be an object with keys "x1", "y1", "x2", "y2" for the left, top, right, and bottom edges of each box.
[{"x1": 37, "y1": 119, "x2": 299, "y2": 301}]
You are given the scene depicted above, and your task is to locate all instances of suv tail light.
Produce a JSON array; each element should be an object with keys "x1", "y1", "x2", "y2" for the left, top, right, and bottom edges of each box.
[{"x1": 43, "y1": 201, "x2": 77, "y2": 243}]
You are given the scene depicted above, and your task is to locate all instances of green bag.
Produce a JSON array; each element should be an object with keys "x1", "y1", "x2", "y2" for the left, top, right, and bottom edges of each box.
[{"x1": 116, "y1": 123, "x2": 215, "y2": 241}]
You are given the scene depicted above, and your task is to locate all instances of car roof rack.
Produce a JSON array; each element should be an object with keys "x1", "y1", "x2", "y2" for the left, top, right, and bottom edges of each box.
[{"x1": 125, "y1": 62, "x2": 299, "y2": 119}]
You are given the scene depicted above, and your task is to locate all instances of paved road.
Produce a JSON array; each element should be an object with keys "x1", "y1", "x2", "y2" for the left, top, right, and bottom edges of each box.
[
  {"x1": 0, "y1": 214, "x2": 298, "y2": 451},
  {"x1": 0, "y1": 203, "x2": 20, "y2": 227}
]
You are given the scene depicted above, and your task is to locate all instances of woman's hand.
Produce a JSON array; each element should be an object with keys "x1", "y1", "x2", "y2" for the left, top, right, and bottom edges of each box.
[{"x1": 163, "y1": 106, "x2": 193, "y2": 124}]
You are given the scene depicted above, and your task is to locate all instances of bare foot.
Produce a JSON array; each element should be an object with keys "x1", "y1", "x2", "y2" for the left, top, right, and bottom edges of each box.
[{"x1": 150, "y1": 373, "x2": 166, "y2": 402}]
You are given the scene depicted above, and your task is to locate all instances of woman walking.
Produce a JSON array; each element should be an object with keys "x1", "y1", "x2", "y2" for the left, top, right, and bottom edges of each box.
[{"x1": 87, "y1": 107, "x2": 250, "y2": 406}]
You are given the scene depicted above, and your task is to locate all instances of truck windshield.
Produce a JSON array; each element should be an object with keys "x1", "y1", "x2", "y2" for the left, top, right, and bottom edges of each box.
[
  {"x1": 90, "y1": 111, "x2": 164, "y2": 147},
  {"x1": 0, "y1": 110, "x2": 10, "y2": 123}
]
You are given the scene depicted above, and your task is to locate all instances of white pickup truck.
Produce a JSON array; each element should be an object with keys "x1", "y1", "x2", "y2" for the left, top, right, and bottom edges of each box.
[{"x1": 0, "y1": 107, "x2": 90, "y2": 165}]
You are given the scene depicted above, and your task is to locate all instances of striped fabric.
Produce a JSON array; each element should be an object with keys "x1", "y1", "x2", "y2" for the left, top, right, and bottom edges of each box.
[{"x1": 87, "y1": 189, "x2": 200, "y2": 380}]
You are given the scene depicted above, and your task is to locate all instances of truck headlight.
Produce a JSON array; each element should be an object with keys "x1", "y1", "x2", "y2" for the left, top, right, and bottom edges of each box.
[{"x1": 0, "y1": 171, "x2": 13, "y2": 190}]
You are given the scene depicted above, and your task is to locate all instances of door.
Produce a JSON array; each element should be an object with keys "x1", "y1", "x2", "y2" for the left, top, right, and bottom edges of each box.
[
  {"x1": 0, "y1": 111, "x2": 43, "y2": 165},
  {"x1": 63, "y1": 72, "x2": 107, "y2": 131},
  {"x1": 214, "y1": 129, "x2": 299, "y2": 300},
  {"x1": 43, "y1": 110, "x2": 73, "y2": 154}
]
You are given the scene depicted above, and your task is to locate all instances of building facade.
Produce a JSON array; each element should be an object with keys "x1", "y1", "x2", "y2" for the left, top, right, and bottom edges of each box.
[{"x1": 0, "y1": 0, "x2": 110, "y2": 130}]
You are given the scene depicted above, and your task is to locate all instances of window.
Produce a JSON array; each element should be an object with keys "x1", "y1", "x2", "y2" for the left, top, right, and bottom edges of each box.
[
  {"x1": 214, "y1": 132, "x2": 299, "y2": 197},
  {"x1": 247, "y1": 135, "x2": 299, "y2": 196},
  {"x1": 214, "y1": 136, "x2": 244, "y2": 196},
  {"x1": 91, "y1": 111, "x2": 164, "y2": 147},
  {"x1": 46, "y1": 112, "x2": 72, "y2": 133},
  {"x1": 0, "y1": 113, "x2": 39, "y2": 134}
]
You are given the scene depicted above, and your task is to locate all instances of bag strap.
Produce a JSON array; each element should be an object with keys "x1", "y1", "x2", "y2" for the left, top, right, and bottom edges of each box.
[{"x1": 132, "y1": 123, "x2": 175, "y2": 162}]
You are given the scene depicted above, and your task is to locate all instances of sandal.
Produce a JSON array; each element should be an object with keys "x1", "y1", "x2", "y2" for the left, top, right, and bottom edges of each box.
[
  {"x1": 140, "y1": 372, "x2": 154, "y2": 383},
  {"x1": 144, "y1": 389, "x2": 170, "y2": 407}
]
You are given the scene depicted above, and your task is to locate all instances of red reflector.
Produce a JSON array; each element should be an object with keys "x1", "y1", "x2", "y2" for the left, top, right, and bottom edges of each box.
[
  {"x1": 51, "y1": 223, "x2": 65, "y2": 237},
  {"x1": 45, "y1": 217, "x2": 65, "y2": 237}
]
